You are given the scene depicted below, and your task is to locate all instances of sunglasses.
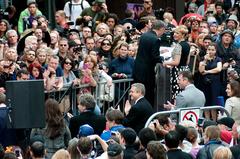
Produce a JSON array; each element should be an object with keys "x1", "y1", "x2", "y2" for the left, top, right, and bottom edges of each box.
[
  {"x1": 102, "y1": 43, "x2": 111, "y2": 46},
  {"x1": 65, "y1": 62, "x2": 72, "y2": 65}
]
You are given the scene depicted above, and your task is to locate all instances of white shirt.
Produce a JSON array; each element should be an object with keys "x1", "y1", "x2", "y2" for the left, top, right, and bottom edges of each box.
[{"x1": 63, "y1": 0, "x2": 90, "y2": 26}]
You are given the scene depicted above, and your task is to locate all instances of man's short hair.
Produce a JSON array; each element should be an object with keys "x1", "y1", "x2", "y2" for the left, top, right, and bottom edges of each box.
[
  {"x1": 205, "y1": 125, "x2": 221, "y2": 140},
  {"x1": 25, "y1": 36, "x2": 37, "y2": 45},
  {"x1": 30, "y1": 141, "x2": 45, "y2": 158},
  {"x1": 175, "y1": 124, "x2": 188, "y2": 142},
  {"x1": 131, "y1": 83, "x2": 145, "y2": 96},
  {"x1": 16, "y1": 69, "x2": 29, "y2": 78},
  {"x1": 79, "y1": 94, "x2": 96, "y2": 111},
  {"x1": 152, "y1": 20, "x2": 166, "y2": 30},
  {"x1": 179, "y1": 70, "x2": 194, "y2": 83},
  {"x1": 106, "y1": 109, "x2": 124, "y2": 124},
  {"x1": 138, "y1": 128, "x2": 157, "y2": 148},
  {"x1": 120, "y1": 128, "x2": 137, "y2": 146},
  {"x1": 165, "y1": 130, "x2": 180, "y2": 149},
  {"x1": 0, "y1": 93, "x2": 6, "y2": 104},
  {"x1": 6, "y1": 30, "x2": 18, "y2": 39},
  {"x1": 147, "y1": 141, "x2": 167, "y2": 159},
  {"x1": 77, "y1": 137, "x2": 93, "y2": 155}
]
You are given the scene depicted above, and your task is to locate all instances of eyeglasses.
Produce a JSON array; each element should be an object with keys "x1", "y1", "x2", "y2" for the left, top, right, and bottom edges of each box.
[{"x1": 102, "y1": 43, "x2": 111, "y2": 46}]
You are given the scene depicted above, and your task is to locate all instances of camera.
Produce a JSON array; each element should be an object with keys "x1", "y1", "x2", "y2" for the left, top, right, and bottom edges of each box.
[
  {"x1": 0, "y1": 9, "x2": 9, "y2": 19},
  {"x1": 154, "y1": 8, "x2": 165, "y2": 20},
  {"x1": 198, "y1": 118, "x2": 205, "y2": 127},
  {"x1": 73, "y1": 45, "x2": 82, "y2": 53},
  {"x1": 161, "y1": 27, "x2": 174, "y2": 47}
]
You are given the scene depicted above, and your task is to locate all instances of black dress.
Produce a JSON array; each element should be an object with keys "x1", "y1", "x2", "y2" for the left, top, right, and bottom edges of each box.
[{"x1": 171, "y1": 40, "x2": 190, "y2": 100}]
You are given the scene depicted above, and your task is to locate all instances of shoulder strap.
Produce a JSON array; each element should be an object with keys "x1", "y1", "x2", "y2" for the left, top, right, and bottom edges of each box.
[
  {"x1": 69, "y1": 0, "x2": 72, "y2": 20},
  {"x1": 81, "y1": 0, "x2": 84, "y2": 10}
]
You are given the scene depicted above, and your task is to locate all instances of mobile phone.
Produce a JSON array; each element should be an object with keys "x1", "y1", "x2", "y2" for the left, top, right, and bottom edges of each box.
[
  {"x1": 198, "y1": 118, "x2": 205, "y2": 127},
  {"x1": 15, "y1": 149, "x2": 21, "y2": 157},
  {"x1": 83, "y1": 63, "x2": 89, "y2": 69}
]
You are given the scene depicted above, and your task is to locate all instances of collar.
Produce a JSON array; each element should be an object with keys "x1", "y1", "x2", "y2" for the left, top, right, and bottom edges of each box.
[
  {"x1": 185, "y1": 84, "x2": 194, "y2": 89},
  {"x1": 0, "y1": 103, "x2": 6, "y2": 108},
  {"x1": 135, "y1": 96, "x2": 144, "y2": 104}
]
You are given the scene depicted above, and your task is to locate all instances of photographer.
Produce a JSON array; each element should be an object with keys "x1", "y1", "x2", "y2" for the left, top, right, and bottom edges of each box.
[{"x1": 79, "y1": 0, "x2": 108, "y2": 31}]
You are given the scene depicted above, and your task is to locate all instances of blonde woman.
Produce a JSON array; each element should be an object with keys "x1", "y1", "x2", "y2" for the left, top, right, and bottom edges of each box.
[{"x1": 163, "y1": 25, "x2": 190, "y2": 100}]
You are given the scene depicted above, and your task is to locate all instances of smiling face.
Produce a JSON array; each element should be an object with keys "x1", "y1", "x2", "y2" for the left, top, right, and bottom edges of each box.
[{"x1": 226, "y1": 84, "x2": 234, "y2": 97}]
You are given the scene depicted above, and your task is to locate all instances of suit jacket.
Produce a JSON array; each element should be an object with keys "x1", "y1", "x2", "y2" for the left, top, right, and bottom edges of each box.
[
  {"x1": 69, "y1": 111, "x2": 106, "y2": 138},
  {"x1": 176, "y1": 84, "x2": 206, "y2": 109},
  {"x1": 122, "y1": 97, "x2": 154, "y2": 133},
  {"x1": 133, "y1": 30, "x2": 163, "y2": 83}
]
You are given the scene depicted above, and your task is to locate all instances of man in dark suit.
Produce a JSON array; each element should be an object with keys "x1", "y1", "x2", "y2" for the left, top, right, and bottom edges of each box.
[
  {"x1": 69, "y1": 94, "x2": 106, "y2": 137},
  {"x1": 133, "y1": 20, "x2": 166, "y2": 106},
  {"x1": 122, "y1": 83, "x2": 154, "y2": 133}
]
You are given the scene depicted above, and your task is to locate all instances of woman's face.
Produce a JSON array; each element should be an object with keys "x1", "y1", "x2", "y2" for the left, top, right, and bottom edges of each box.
[
  {"x1": 226, "y1": 84, "x2": 234, "y2": 97},
  {"x1": 101, "y1": 40, "x2": 111, "y2": 51},
  {"x1": 84, "y1": 57, "x2": 94, "y2": 70},
  {"x1": 119, "y1": 46, "x2": 128, "y2": 58},
  {"x1": 0, "y1": 22, "x2": 7, "y2": 32},
  {"x1": 32, "y1": 67, "x2": 40, "y2": 78},
  {"x1": 63, "y1": 59, "x2": 72, "y2": 71},
  {"x1": 37, "y1": 52, "x2": 47, "y2": 64},
  {"x1": 173, "y1": 31, "x2": 183, "y2": 41},
  {"x1": 206, "y1": 45, "x2": 216, "y2": 57}
]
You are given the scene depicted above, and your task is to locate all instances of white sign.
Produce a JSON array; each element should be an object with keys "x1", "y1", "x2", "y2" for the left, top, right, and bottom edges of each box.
[{"x1": 179, "y1": 108, "x2": 200, "y2": 125}]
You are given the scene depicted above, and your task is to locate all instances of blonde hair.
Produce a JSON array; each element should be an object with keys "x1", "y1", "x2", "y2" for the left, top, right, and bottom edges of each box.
[
  {"x1": 213, "y1": 146, "x2": 232, "y2": 159},
  {"x1": 174, "y1": 25, "x2": 189, "y2": 36}
]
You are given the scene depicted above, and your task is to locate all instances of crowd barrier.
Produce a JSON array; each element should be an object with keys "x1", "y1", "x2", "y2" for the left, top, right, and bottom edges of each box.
[
  {"x1": 44, "y1": 78, "x2": 133, "y2": 115},
  {"x1": 144, "y1": 106, "x2": 231, "y2": 128}
]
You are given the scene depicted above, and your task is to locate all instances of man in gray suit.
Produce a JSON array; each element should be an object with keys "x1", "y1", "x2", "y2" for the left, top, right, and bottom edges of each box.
[{"x1": 164, "y1": 71, "x2": 205, "y2": 110}]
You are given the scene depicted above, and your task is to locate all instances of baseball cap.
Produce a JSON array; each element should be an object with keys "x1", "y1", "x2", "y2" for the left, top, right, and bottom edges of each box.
[
  {"x1": 107, "y1": 143, "x2": 123, "y2": 157},
  {"x1": 217, "y1": 117, "x2": 235, "y2": 129},
  {"x1": 27, "y1": 0, "x2": 36, "y2": 6},
  {"x1": 78, "y1": 124, "x2": 94, "y2": 137}
]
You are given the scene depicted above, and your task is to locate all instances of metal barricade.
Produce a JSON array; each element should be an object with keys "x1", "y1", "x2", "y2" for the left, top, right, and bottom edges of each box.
[
  {"x1": 144, "y1": 106, "x2": 230, "y2": 128},
  {"x1": 44, "y1": 78, "x2": 133, "y2": 115}
]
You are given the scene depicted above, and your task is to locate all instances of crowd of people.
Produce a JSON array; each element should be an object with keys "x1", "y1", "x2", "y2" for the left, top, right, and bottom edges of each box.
[{"x1": 0, "y1": 0, "x2": 240, "y2": 158}]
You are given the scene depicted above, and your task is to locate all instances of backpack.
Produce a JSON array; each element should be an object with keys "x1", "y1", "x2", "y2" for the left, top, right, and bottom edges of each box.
[{"x1": 69, "y1": 0, "x2": 84, "y2": 20}]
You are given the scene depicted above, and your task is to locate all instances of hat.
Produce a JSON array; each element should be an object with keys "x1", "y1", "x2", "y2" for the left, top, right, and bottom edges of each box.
[
  {"x1": 221, "y1": 29, "x2": 235, "y2": 40},
  {"x1": 203, "y1": 120, "x2": 217, "y2": 131},
  {"x1": 226, "y1": 14, "x2": 239, "y2": 26},
  {"x1": 207, "y1": 16, "x2": 217, "y2": 25},
  {"x1": 30, "y1": 135, "x2": 45, "y2": 146},
  {"x1": 220, "y1": 130, "x2": 232, "y2": 144},
  {"x1": 78, "y1": 124, "x2": 94, "y2": 137},
  {"x1": 107, "y1": 143, "x2": 123, "y2": 157},
  {"x1": 217, "y1": 117, "x2": 235, "y2": 129},
  {"x1": 27, "y1": 0, "x2": 36, "y2": 6},
  {"x1": 92, "y1": 0, "x2": 105, "y2": 5}
]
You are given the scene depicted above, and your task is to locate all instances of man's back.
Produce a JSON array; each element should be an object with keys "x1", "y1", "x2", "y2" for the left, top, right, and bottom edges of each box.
[
  {"x1": 167, "y1": 149, "x2": 193, "y2": 159},
  {"x1": 176, "y1": 84, "x2": 205, "y2": 109}
]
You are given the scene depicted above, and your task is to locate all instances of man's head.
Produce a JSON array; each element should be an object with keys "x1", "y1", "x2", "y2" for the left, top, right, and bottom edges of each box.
[
  {"x1": 105, "y1": 109, "x2": 124, "y2": 129},
  {"x1": 78, "y1": 94, "x2": 96, "y2": 112},
  {"x1": 226, "y1": 14, "x2": 238, "y2": 30},
  {"x1": 120, "y1": 128, "x2": 137, "y2": 146},
  {"x1": 177, "y1": 71, "x2": 193, "y2": 89},
  {"x1": 143, "y1": 0, "x2": 153, "y2": 11},
  {"x1": 55, "y1": 10, "x2": 66, "y2": 24},
  {"x1": 77, "y1": 137, "x2": 93, "y2": 156},
  {"x1": 204, "y1": 125, "x2": 221, "y2": 143},
  {"x1": 221, "y1": 29, "x2": 234, "y2": 45},
  {"x1": 92, "y1": 0, "x2": 106, "y2": 12},
  {"x1": 156, "y1": 115, "x2": 175, "y2": 131},
  {"x1": 138, "y1": 128, "x2": 157, "y2": 148},
  {"x1": 0, "y1": 93, "x2": 6, "y2": 104},
  {"x1": 85, "y1": 36, "x2": 95, "y2": 51},
  {"x1": 59, "y1": 38, "x2": 69, "y2": 54},
  {"x1": 82, "y1": 27, "x2": 92, "y2": 39},
  {"x1": 27, "y1": 0, "x2": 37, "y2": 15},
  {"x1": 203, "y1": 35, "x2": 212, "y2": 49},
  {"x1": 152, "y1": 20, "x2": 166, "y2": 37},
  {"x1": 6, "y1": 30, "x2": 18, "y2": 46},
  {"x1": 165, "y1": 130, "x2": 180, "y2": 149},
  {"x1": 34, "y1": 28, "x2": 43, "y2": 42},
  {"x1": 107, "y1": 143, "x2": 123, "y2": 159},
  {"x1": 48, "y1": 55, "x2": 59, "y2": 70},
  {"x1": 129, "y1": 83, "x2": 145, "y2": 101},
  {"x1": 16, "y1": 69, "x2": 30, "y2": 80},
  {"x1": 25, "y1": 36, "x2": 38, "y2": 51},
  {"x1": 146, "y1": 141, "x2": 167, "y2": 159},
  {"x1": 30, "y1": 141, "x2": 45, "y2": 159}
]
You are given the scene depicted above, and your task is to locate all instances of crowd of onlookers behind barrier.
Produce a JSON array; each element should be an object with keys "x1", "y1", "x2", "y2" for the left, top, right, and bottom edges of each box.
[{"x1": 1, "y1": 0, "x2": 240, "y2": 158}]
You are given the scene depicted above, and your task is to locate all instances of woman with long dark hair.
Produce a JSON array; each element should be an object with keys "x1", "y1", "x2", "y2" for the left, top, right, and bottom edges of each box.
[{"x1": 31, "y1": 98, "x2": 71, "y2": 159}]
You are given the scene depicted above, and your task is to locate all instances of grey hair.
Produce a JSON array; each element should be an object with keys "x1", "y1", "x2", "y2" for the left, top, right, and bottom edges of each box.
[
  {"x1": 79, "y1": 94, "x2": 96, "y2": 110},
  {"x1": 25, "y1": 35, "x2": 37, "y2": 45},
  {"x1": 152, "y1": 20, "x2": 167, "y2": 30},
  {"x1": 6, "y1": 29, "x2": 18, "y2": 39},
  {"x1": 131, "y1": 83, "x2": 145, "y2": 96}
]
